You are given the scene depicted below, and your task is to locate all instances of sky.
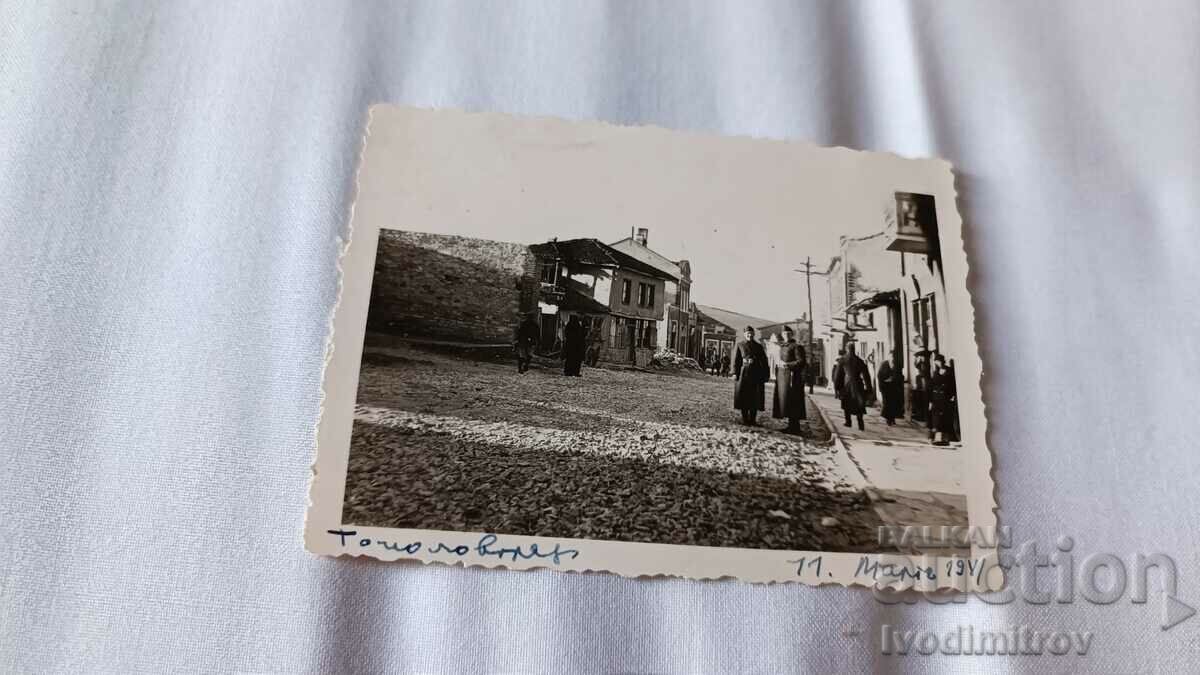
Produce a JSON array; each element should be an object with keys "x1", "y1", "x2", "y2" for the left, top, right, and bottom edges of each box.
[{"x1": 361, "y1": 107, "x2": 953, "y2": 323}]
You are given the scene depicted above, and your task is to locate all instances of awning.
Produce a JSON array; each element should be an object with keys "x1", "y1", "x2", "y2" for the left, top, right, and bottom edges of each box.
[{"x1": 846, "y1": 289, "x2": 900, "y2": 312}]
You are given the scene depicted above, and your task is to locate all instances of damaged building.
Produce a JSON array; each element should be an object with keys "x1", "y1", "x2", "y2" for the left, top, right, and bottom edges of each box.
[{"x1": 528, "y1": 237, "x2": 675, "y2": 367}]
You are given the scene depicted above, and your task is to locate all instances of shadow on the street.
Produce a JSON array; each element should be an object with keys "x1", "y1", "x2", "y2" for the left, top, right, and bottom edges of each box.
[{"x1": 342, "y1": 419, "x2": 886, "y2": 553}]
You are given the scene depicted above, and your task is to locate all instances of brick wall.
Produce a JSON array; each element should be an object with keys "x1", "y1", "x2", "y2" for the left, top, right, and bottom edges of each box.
[{"x1": 367, "y1": 230, "x2": 535, "y2": 343}]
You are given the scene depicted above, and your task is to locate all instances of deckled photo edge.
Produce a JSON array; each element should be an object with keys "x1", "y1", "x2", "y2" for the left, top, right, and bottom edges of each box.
[{"x1": 305, "y1": 105, "x2": 1001, "y2": 591}]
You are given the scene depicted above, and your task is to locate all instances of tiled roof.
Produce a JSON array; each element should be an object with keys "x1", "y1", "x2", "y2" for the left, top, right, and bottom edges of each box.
[{"x1": 609, "y1": 237, "x2": 683, "y2": 281}]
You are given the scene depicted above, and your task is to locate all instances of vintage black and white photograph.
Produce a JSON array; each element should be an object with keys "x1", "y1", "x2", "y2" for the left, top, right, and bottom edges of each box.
[{"x1": 308, "y1": 106, "x2": 995, "y2": 585}]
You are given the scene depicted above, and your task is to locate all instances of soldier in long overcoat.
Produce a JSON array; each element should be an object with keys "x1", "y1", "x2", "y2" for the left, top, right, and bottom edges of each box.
[
  {"x1": 733, "y1": 326, "x2": 770, "y2": 426},
  {"x1": 928, "y1": 354, "x2": 957, "y2": 445},
  {"x1": 771, "y1": 326, "x2": 807, "y2": 434},
  {"x1": 836, "y1": 343, "x2": 871, "y2": 430}
]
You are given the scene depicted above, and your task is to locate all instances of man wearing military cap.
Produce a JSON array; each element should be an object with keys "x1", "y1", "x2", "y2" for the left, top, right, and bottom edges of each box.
[{"x1": 732, "y1": 325, "x2": 770, "y2": 425}]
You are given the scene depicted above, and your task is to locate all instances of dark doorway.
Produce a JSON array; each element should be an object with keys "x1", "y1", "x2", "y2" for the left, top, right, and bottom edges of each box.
[{"x1": 540, "y1": 314, "x2": 557, "y2": 352}]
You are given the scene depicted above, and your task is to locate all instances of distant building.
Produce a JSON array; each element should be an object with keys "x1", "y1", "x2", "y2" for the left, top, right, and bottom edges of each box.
[
  {"x1": 529, "y1": 237, "x2": 675, "y2": 367},
  {"x1": 609, "y1": 228, "x2": 696, "y2": 357},
  {"x1": 693, "y1": 304, "x2": 779, "y2": 370},
  {"x1": 756, "y1": 319, "x2": 811, "y2": 346}
]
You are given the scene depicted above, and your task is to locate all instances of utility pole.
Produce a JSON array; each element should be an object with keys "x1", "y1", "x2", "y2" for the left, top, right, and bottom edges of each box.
[
  {"x1": 794, "y1": 258, "x2": 818, "y2": 352},
  {"x1": 794, "y1": 258, "x2": 829, "y2": 378}
]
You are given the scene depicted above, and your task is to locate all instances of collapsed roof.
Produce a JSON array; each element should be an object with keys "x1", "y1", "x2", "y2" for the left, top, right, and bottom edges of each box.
[{"x1": 529, "y1": 238, "x2": 675, "y2": 281}]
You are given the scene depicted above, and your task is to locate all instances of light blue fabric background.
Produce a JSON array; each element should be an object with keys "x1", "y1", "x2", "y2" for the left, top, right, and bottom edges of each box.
[{"x1": 2, "y1": 1, "x2": 1198, "y2": 672}]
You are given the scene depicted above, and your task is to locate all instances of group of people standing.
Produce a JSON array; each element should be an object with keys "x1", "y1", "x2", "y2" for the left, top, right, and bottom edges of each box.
[
  {"x1": 728, "y1": 326, "x2": 961, "y2": 446},
  {"x1": 518, "y1": 312, "x2": 960, "y2": 446},
  {"x1": 514, "y1": 314, "x2": 598, "y2": 377},
  {"x1": 830, "y1": 346, "x2": 959, "y2": 445},
  {"x1": 700, "y1": 350, "x2": 731, "y2": 377},
  {"x1": 731, "y1": 325, "x2": 809, "y2": 434}
]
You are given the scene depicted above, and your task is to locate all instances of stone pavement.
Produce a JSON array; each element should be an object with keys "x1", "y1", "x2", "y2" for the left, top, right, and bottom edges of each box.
[
  {"x1": 343, "y1": 342, "x2": 892, "y2": 552},
  {"x1": 807, "y1": 389, "x2": 968, "y2": 538}
]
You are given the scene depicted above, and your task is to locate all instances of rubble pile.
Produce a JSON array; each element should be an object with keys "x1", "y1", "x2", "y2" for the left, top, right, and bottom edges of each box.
[{"x1": 649, "y1": 348, "x2": 703, "y2": 372}]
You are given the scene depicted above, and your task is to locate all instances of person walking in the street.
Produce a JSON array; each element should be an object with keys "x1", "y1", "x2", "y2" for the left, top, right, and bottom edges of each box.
[
  {"x1": 832, "y1": 349, "x2": 846, "y2": 399},
  {"x1": 720, "y1": 353, "x2": 731, "y2": 378},
  {"x1": 806, "y1": 357, "x2": 819, "y2": 394},
  {"x1": 835, "y1": 343, "x2": 870, "y2": 430},
  {"x1": 733, "y1": 326, "x2": 769, "y2": 426},
  {"x1": 514, "y1": 313, "x2": 540, "y2": 374},
  {"x1": 928, "y1": 353, "x2": 957, "y2": 445},
  {"x1": 585, "y1": 338, "x2": 601, "y2": 367},
  {"x1": 877, "y1": 353, "x2": 904, "y2": 426},
  {"x1": 771, "y1": 326, "x2": 807, "y2": 434},
  {"x1": 562, "y1": 315, "x2": 586, "y2": 377}
]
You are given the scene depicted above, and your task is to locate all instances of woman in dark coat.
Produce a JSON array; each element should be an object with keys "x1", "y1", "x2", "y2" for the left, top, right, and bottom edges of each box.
[
  {"x1": 911, "y1": 353, "x2": 930, "y2": 422},
  {"x1": 562, "y1": 316, "x2": 586, "y2": 377},
  {"x1": 877, "y1": 355, "x2": 904, "y2": 426},
  {"x1": 835, "y1": 343, "x2": 871, "y2": 430},
  {"x1": 771, "y1": 326, "x2": 807, "y2": 434},
  {"x1": 733, "y1": 326, "x2": 769, "y2": 425},
  {"x1": 928, "y1": 354, "x2": 957, "y2": 444}
]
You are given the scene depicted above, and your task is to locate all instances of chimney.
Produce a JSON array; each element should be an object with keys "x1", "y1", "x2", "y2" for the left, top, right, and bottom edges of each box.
[{"x1": 635, "y1": 227, "x2": 649, "y2": 246}]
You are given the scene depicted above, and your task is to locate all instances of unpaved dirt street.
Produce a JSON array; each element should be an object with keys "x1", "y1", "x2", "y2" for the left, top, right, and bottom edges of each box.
[{"x1": 342, "y1": 340, "x2": 887, "y2": 552}]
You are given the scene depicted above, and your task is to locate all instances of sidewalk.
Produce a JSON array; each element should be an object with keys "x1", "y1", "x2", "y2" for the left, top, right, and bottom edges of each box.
[
  {"x1": 808, "y1": 389, "x2": 954, "y2": 447},
  {"x1": 807, "y1": 389, "x2": 968, "y2": 538}
]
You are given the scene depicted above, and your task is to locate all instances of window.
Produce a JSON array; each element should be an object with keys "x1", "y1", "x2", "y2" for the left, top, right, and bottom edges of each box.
[
  {"x1": 648, "y1": 284, "x2": 655, "y2": 308},
  {"x1": 638, "y1": 283, "x2": 648, "y2": 307},
  {"x1": 539, "y1": 260, "x2": 558, "y2": 285},
  {"x1": 912, "y1": 295, "x2": 938, "y2": 353},
  {"x1": 621, "y1": 279, "x2": 631, "y2": 304}
]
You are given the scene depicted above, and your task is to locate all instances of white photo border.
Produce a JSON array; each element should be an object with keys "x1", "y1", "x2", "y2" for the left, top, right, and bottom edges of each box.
[{"x1": 305, "y1": 105, "x2": 1001, "y2": 590}]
